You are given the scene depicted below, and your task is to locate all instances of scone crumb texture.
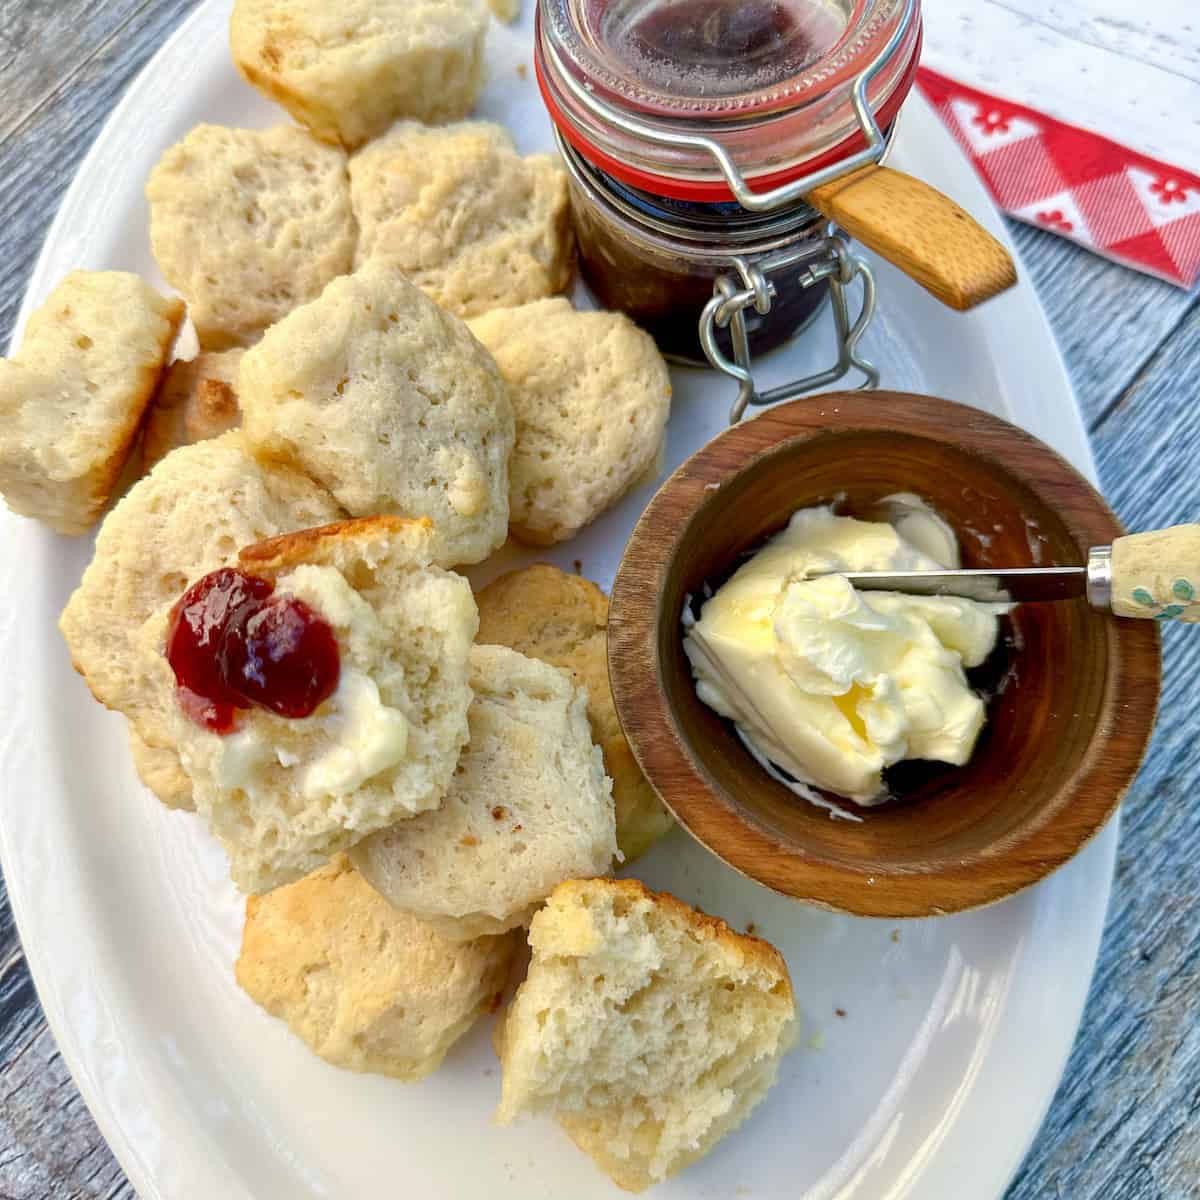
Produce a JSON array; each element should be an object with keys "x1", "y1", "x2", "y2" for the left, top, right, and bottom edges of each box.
[{"x1": 497, "y1": 878, "x2": 796, "y2": 1191}]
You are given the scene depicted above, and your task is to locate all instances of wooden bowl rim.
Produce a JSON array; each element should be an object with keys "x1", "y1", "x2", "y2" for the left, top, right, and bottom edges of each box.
[{"x1": 608, "y1": 391, "x2": 1161, "y2": 917}]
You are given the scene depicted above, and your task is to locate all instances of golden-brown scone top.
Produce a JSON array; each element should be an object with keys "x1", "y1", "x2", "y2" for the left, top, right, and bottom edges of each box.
[
  {"x1": 141, "y1": 349, "x2": 244, "y2": 472},
  {"x1": 237, "y1": 261, "x2": 514, "y2": 568},
  {"x1": 350, "y1": 121, "x2": 573, "y2": 319},
  {"x1": 475, "y1": 565, "x2": 673, "y2": 861},
  {"x1": 237, "y1": 512, "x2": 434, "y2": 575},
  {"x1": 230, "y1": 0, "x2": 489, "y2": 150},
  {"x1": 468, "y1": 298, "x2": 671, "y2": 546},
  {"x1": 350, "y1": 644, "x2": 616, "y2": 940},
  {"x1": 0, "y1": 270, "x2": 183, "y2": 535},
  {"x1": 237, "y1": 855, "x2": 518, "y2": 1081},
  {"x1": 146, "y1": 124, "x2": 355, "y2": 349},
  {"x1": 496, "y1": 877, "x2": 796, "y2": 1192}
]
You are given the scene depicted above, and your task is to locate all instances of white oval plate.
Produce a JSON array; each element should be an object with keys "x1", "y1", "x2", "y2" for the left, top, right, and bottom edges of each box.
[{"x1": 0, "y1": 3, "x2": 1111, "y2": 1198}]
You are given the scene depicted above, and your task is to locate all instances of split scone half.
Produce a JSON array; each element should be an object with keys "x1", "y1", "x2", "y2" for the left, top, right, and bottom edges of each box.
[
  {"x1": 467, "y1": 298, "x2": 671, "y2": 547},
  {"x1": 0, "y1": 270, "x2": 183, "y2": 534},
  {"x1": 350, "y1": 121, "x2": 573, "y2": 319},
  {"x1": 59, "y1": 432, "x2": 344, "y2": 809},
  {"x1": 237, "y1": 261, "x2": 514, "y2": 567},
  {"x1": 230, "y1": 0, "x2": 489, "y2": 149},
  {"x1": 141, "y1": 349, "x2": 244, "y2": 472},
  {"x1": 146, "y1": 124, "x2": 356, "y2": 349},
  {"x1": 156, "y1": 517, "x2": 477, "y2": 893},
  {"x1": 351, "y1": 644, "x2": 616, "y2": 940},
  {"x1": 497, "y1": 878, "x2": 796, "y2": 1193},
  {"x1": 475, "y1": 565, "x2": 674, "y2": 863},
  {"x1": 237, "y1": 855, "x2": 518, "y2": 1081}
]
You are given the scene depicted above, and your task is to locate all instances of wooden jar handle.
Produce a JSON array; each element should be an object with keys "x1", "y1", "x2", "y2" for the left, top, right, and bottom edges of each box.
[
  {"x1": 1111, "y1": 525, "x2": 1200, "y2": 622},
  {"x1": 807, "y1": 164, "x2": 1018, "y2": 311}
]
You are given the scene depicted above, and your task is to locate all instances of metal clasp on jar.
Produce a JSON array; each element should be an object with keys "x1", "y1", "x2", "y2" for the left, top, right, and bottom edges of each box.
[{"x1": 701, "y1": 235, "x2": 879, "y2": 424}]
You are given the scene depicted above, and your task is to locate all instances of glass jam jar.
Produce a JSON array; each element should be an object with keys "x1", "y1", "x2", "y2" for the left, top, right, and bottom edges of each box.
[
  {"x1": 535, "y1": 0, "x2": 923, "y2": 373},
  {"x1": 557, "y1": 138, "x2": 839, "y2": 363}
]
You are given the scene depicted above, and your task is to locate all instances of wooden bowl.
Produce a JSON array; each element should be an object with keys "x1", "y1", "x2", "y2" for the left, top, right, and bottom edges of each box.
[{"x1": 609, "y1": 392, "x2": 1160, "y2": 917}]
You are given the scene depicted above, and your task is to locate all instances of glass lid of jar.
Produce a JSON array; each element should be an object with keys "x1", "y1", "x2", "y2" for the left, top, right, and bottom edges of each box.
[
  {"x1": 536, "y1": 0, "x2": 921, "y2": 202},
  {"x1": 580, "y1": 0, "x2": 852, "y2": 114}
]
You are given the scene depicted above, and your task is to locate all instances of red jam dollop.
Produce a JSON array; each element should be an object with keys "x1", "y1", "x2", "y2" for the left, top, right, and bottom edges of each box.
[{"x1": 166, "y1": 567, "x2": 341, "y2": 734}]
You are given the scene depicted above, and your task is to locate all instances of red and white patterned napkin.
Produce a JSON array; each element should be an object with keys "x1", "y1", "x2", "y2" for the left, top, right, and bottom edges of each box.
[
  {"x1": 915, "y1": 2, "x2": 1200, "y2": 289},
  {"x1": 916, "y1": 69, "x2": 1200, "y2": 288}
]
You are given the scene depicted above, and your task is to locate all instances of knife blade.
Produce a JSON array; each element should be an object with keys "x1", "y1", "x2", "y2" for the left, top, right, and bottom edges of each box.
[{"x1": 834, "y1": 566, "x2": 1087, "y2": 604}]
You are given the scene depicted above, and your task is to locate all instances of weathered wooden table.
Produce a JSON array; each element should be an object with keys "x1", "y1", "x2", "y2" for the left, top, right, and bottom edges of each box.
[{"x1": 1, "y1": 3, "x2": 1197, "y2": 1197}]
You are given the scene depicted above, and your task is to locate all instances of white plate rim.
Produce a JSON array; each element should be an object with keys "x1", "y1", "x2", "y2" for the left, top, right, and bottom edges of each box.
[{"x1": 0, "y1": 3, "x2": 1116, "y2": 1198}]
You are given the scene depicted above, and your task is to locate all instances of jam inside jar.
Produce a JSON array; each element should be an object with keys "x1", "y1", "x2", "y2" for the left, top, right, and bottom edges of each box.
[
  {"x1": 561, "y1": 134, "x2": 832, "y2": 364},
  {"x1": 598, "y1": 0, "x2": 848, "y2": 104},
  {"x1": 536, "y1": 0, "x2": 922, "y2": 373}
]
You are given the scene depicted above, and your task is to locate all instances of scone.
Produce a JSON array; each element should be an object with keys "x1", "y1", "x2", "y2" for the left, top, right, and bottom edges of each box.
[
  {"x1": 60, "y1": 433, "x2": 343, "y2": 755},
  {"x1": 468, "y1": 299, "x2": 670, "y2": 545},
  {"x1": 157, "y1": 517, "x2": 477, "y2": 893},
  {"x1": 238, "y1": 261, "x2": 514, "y2": 567},
  {"x1": 476, "y1": 565, "x2": 673, "y2": 861},
  {"x1": 237, "y1": 855, "x2": 518, "y2": 1081},
  {"x1": 230, "y1": 0, "x2": 489, "y2": 149},
  {"x1": 0, "y1": 271, "x2": 183, "y2": 534},
  {"x1": 497, "y1": 879, "x2": 797, "y2": 1193},
  {"x1": 351, "y1": 645, "x2": 616, "y2": 940},
  {"x1": 142, "y1": 349, "x2": 243, "y2": 471},
  {"x1": 146, "y1": 124, "x2": 355, "y2": 349},
  {"x1": 350, "y1": 121, "x2": 573, "y2": 318},
  {"x1": 599, "y1": 738, "x2": 675, "y2": 865},
  {"x1": 129, "y1": 730, "x2": 194, "y2": 811}
]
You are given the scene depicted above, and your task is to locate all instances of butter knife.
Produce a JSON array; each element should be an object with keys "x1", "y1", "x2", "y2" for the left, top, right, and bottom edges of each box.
[{"x1": 835, "y1": 525, "x2": 1200, "y2": 622}]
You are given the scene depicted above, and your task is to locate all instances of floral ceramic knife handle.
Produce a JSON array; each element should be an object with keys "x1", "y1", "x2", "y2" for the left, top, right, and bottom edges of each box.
[{"x1": 1110, "y1": 525, "x2": 1200, "y2": 621}]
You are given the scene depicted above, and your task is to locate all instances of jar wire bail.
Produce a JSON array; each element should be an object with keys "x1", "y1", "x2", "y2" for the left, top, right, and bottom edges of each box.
[{"x1": 701, "y1": 236, "x2": 879, "y2": 424}]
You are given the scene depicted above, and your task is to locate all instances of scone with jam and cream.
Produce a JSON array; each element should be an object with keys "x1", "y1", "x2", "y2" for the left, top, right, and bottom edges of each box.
[
  {"x1": 684, "y1": 502, "x2": 1002, "y2": 804},
  {"x1": 152, "y1": 516, "x2": 477, "y2": 893},
  {"x1": 59, "y1": 432, "x2": 345, "y2": 811}
]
